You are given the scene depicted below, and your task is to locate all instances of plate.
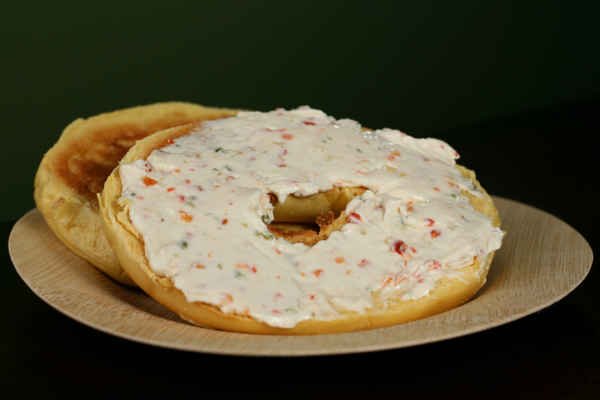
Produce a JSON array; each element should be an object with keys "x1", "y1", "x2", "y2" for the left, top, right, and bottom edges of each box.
[{"x1": 8, "y1": 197, "x2": 593, "y2": 356}]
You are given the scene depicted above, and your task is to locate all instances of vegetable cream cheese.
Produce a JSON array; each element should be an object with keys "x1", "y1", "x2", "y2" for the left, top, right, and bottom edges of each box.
[{"x1": 118, "y1": 107, "x2": 504, "y2": 328}]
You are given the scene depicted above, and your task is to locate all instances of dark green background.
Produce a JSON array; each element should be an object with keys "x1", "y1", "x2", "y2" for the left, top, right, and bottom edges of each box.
[{"x1": 3, "y1": 1, "x2": 598, "y2": 221}]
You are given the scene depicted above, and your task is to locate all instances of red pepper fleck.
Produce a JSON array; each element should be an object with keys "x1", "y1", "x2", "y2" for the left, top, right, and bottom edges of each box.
[
  {"x1": 281, "y1": 133, "x2": 294, "y2": 140},
  {"x1": 309, "y1": 294, "x2": 316, "y2": 300},
  {"x1": 142, "y1": 176, "x2": 158, "y2": 186},
  {"x1": 431, "y1": 260, "x2": 441, "y2": 269},
  {"x1": 407, "y1": 201, "x2": 414, "y2": 212},
  {"x1": 382, "y1": 276, "x2": 394, "y2": 287},
  {"x1": 334, "y1": 256, "x2": 345, "y2": 264},
  {"x1": 174, "y1": 168, "x2": 181, "y2": 173},
  {"x1": 272, "y1": 309, "x2": 281, "y2": 315},
  {"x1": 166, "y1": 138, "x2": 174, "y2": 144},
  {"x1": 347, "y1": 212, "x2": 362, "y2": 223},
  {"x1": 358, "y1": 258, "x2": 369, "y2": 267},
  {"x1": 313, "y1": 269, "x2": 324, "y2": 277},
  {"x1": 430, "y1": 229, "x2": 441, "y2": 238},
  {"x1": 178, "y1": 195, "x2": 186, "y2": 203},
  {"x1": 394, "y1": 240, "x2": 408, "y2": 256},
  {"x1": 433, "y1": 187, "x2": 441, "y2": 192},
  {"x1": 167, "y1": 187, "x2": 175, "y2": 192},
  {"x1": 179, "y1": 211, "x2": 193, "y2": 223},
  {"x1": 251, "y1": 265, "x2": 257, "y2": 274},
  {"x1": 394, "y1": 275, "x2": 407, "y2": 285},
  {"x1": 185, "y1": 179, "x2": 191, "y2": 184},
  {"x1": 387, "y1": 150, "x2": 401, "y2": 161},
  {"x1": 221, "y1": 218, "x2": 229, "y2": 225},
  {"x1": 425, "y1": 218, "x2": 435, "y2": 227},
  {"x1": 410, "y1": 246, "x2": 417, "y2": 254},
  {"x1": 195, "y1": 263, "x2": 205, "y2": 269},
  {"x1": 303, "y1": 120, "x2": 316, "y2": 126}
]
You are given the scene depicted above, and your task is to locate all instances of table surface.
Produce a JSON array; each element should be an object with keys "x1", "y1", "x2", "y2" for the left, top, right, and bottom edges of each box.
[{"x1": 2, "y1": 99, "x2": 598, "y2": 397}]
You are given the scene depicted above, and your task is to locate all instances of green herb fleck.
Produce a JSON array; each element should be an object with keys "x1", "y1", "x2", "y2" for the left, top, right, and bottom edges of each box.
[
  {"x1": 261, "y1": 214, "x2": 271, "y2": 224},
  {"x1": 255, "y1": 231, "x2": 274, "y2": 240},
  {"x1": 234, "y1": 270, "x2": 245, "y2": 278},
  {"x1": 356, "y1": 148, "x2": 363, "y2": 153},
  {"x1": 224, "y1": 165, "x2": 233, "y2": 172},
  {"x1": 217, "y1": 263, "x2": 223, "y2": 270},
  {"x1": 284, "y1": 307, "x2": 298, "y2": 313},
  {"x1": 179, "y1": 240, "x2": 188, "y2": 249},
  {"x1": 215, "y1": 147, "x2": 224, "y2": 152}
]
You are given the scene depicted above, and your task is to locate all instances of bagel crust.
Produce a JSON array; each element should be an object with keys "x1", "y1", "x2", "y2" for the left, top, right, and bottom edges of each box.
[
  {"x1": 34, "y1": 102, "x2": 238, "y2": 284},
  {"x1": 100, "y1": 108, "x2": 503, "y2": 334}
]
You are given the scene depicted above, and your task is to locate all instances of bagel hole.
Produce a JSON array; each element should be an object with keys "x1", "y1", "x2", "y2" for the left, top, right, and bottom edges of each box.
[{"x1": 265, "y1": 189, "x2": 362, "y2": 246}]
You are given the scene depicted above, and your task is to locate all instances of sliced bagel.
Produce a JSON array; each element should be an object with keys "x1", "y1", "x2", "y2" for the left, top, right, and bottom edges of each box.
[
  {"x1": 34, "y1": 102, "x2": 239, "y2": 285},
  {"x1": 99, "y1": 112, "x2": 502, "y2": 334}
]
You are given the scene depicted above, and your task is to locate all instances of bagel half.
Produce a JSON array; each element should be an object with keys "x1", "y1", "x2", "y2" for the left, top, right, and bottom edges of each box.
[
  {"x1": 99, "y1": 120, "x2": 502, "y2": 335},
  {"x1": 34, "y1": 102, "x2": 238, "y2": 284}
]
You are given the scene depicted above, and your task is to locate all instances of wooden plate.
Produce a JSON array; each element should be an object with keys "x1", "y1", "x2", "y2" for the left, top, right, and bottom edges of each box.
[{"x1": 8, "y1": 197, "x2": 593, "y2": 356}]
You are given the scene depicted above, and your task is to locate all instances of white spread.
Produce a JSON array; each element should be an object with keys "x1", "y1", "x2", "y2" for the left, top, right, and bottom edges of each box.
[{"x1": 119, "y1": 107, "x2": 504, "y2": 328}]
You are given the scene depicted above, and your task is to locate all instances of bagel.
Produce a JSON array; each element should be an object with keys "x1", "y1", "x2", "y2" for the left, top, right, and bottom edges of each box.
[
  {"x1": 34, "y1": 102, "x2": 238, "y2": 284},
  {"x1": 99, "y1": 107, "x2": 504, "y2": 334}
]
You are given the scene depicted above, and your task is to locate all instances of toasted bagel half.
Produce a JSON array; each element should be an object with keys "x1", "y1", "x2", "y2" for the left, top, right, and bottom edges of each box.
[
  {"x1": 34, "y1": 102, "x2": 238, "y2": 284},
  {"x1": 99, "y1": 121, "x2": 501, "y2": 334}
]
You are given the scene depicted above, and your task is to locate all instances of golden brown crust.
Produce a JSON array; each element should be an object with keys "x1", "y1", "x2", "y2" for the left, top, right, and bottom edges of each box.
[
  {"x1": 99, "y1": 122, "x2": 501, "y2": 334},
  {"x1": 34, "y1": 102, "x2": 239, "y2": 285}
]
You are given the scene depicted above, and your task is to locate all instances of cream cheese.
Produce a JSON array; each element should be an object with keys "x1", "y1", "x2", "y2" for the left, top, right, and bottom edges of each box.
[{"x1": 118, "y1": 107, "x2": 504, "y2": 328}]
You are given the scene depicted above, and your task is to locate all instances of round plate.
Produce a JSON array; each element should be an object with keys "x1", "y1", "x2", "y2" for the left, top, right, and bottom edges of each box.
[{"x1": 8, "y1": 197, "x2": 593, "y2": 356}]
